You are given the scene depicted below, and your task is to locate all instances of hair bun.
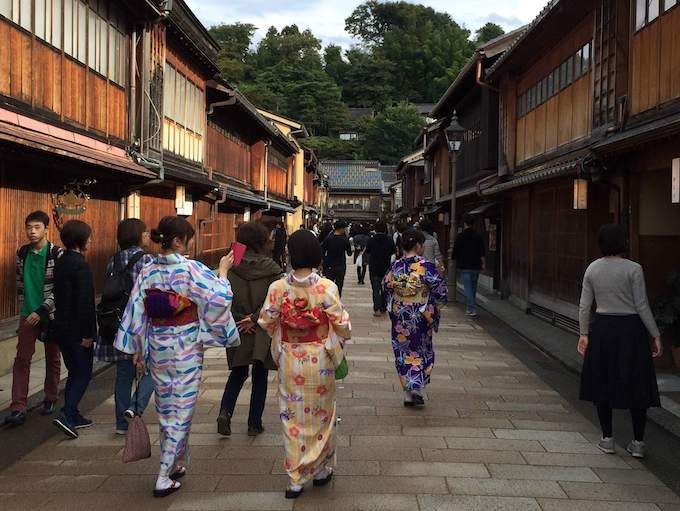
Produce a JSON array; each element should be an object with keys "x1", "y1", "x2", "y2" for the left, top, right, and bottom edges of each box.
[{"x1": 149, "y1": 228, "x2": 164, "y2": 244}]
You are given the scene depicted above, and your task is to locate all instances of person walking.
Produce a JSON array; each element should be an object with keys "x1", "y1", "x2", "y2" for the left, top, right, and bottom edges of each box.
[
  {"x1": 95, "y1": 219, "x2": 155, "y2": 435},
  {"x1": 352, "y1": 226, "x2": 369, "y2": 285},
  {"x1": 383, "y1": 229, "x2": 447, "y2": 407},
  {"x1": 259, "y1": 229, "x2": 351, "y2": 499},
  {"x1": 578, "y1": 224, "x2": 662, "y2": 459},
  {"x1": 419, "y1": 218, "x2": 445, "y2": 274},
  {"x1": 321, "y1": 220, "x2": 352, "y2": 296},
  {"x1": 115, "y1": 216, "x2": 240, "y2": 498},
  {"x1": 453, "y1": 214, "x2": 485, "y2": 317},
  {"x1": 365, "y1": 221, "x2": 396, "y2": 317},
  {"x1": 4, "y1": 211, "x2": 63, "y2": 426},
  {"x1": 50, "y1": 220, "x2": 97, "y2": 439},
  {"x1": 217, "y1": 221, "x2": 284, "y2": 437},
  {"x1": 272, "y1": 221, "x2": 288, "y2": 269},
  {"x1": 318, "y1": 219, "x2": 333, "y2": 242}
]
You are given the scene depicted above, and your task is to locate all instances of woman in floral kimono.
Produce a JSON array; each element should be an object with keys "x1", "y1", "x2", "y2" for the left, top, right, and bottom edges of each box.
[
  {"x1": 115, "y1": 216, "x2": 240, "y2": 498},
  {"x1": 259, "y1": 229, "x2": 351, "y2": 499},
  {"x1": 383, "y1": 228, "x2": 447, "y2": 407}
]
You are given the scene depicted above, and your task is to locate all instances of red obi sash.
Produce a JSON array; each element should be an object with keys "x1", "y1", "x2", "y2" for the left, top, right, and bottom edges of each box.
[
  {"x1": 144, "y1": 289, "x2": 198, "y2": 327},
  {"x1": 280, "y1": 298, "x2": 329, "y2": 343}
]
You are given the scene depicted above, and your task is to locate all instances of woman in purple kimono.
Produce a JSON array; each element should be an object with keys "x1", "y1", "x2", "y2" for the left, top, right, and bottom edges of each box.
[{"x1": 383, "y1": 229, "x2": 447, "y2": 407}]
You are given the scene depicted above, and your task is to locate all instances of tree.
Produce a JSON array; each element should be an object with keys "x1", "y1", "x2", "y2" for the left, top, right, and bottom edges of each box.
[
  {"x1": 474, "y1": 23, "x2": 505, "y2": 46},
  {"x1": 208, "y1": 23, "x2": 256, "y2": 83},
  {"x1": 342, "y1": 48, "x2": 396, "y2": 108},
  {"x1": 305, "y1": 136, "x2": 364, "y2": 160},
  {"x1": 361, "y1": 102, "x2": 425, "y2": 164},
  {"x1": 323, "y1": 45, "x2": 350, "y2": 86},
  {"x1": 254, "y1": 25, "x2": 322, "y2": 70}
]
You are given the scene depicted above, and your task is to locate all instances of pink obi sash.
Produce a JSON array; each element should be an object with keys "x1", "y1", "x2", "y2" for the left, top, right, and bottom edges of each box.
[{"x1": 144, "y1": 289, "x2": 198, "y2": 327}]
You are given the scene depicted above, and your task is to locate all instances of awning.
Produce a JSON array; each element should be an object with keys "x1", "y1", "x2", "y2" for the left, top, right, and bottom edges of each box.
[
  {"x1": 303, "y1": 205, "x2": 319, "y2": 214},
  {"x1": 468, "y1": 201, "x2": 499, "y2": 216},
  {"x1": 0, "y1": 107, "x2": 156, "y2": 179},
  {"x1": 163, "y1": 162, "x2": 219, "y2": 189},
  {"x1": 456, "y1": 186, "x2": 478, "y2": 199},
  {"x1": 423, "y1": 203, "x2": 444, "y2": 215},
  {"x1": 223, "y1": 186, "x2": 268, "y2": 207},
  {"x1": 481, "y1": 157, "x2": 580, "y2": 195},
  {"x1": 592, "y1": 112, "x2": 680, "y2": 155},
  {"x1": 267, "y1": 198, "x2": 296, "y2": 214}
]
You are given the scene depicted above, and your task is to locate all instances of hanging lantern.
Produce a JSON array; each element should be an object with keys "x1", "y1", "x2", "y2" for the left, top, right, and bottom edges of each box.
[{"x1": 573, "y1": 178, "x2": 588, "y2": 210}]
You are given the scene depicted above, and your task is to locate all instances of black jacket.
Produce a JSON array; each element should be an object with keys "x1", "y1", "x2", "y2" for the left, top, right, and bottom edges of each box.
[
  {"x1": 51, "y1": 250, "x2": 96, "y2": 346},
  {"x1": 453, "y1": 228, "x2": 485, "y2": 271},
  {"x1": 366, "y1": 233, "x2": 396, "y2": 277},
  {"x1": 322, "y1": 233, "x2": 352, "y2": 268}
]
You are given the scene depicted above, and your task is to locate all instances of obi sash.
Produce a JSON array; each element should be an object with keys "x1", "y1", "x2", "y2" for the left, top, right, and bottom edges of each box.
[
  {"x1": 281, "y1": 308, "x2": 330, "y2": 344},
  {"x1": 144, "y1": 289, "x2": 198, "y2": 327}
]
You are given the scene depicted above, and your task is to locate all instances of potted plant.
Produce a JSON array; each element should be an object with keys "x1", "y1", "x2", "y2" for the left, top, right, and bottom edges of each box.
[{"x1": 653, "y1": 269, "x2": 680, "y2": 368}]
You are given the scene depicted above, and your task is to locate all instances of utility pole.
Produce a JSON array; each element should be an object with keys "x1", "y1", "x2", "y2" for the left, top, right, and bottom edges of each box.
[{"x1": 445, "y1": 113, "x2": 466, "y2": 299}]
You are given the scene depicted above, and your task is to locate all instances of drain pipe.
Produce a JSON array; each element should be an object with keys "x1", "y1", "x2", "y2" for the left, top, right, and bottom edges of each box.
[
  {"x1": 476, "y1": 58, "x2": 500, "y2": 93},
  {"x1": 263, "y1": 141, "x2": 271, "y2": 212}
]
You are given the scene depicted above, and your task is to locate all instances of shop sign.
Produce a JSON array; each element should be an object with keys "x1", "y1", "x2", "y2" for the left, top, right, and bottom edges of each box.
[{"x1": 52, "y1": 183, "x2": 90, "y2": 215}]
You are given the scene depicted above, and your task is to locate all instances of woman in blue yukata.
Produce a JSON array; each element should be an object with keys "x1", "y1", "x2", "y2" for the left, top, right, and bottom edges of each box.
[
  {"x1": 383, "y1": 228, "x2": 447, "y2": 407},
  {"x1": 115, "y1": 216, "x2": 240, "y2": 497}
]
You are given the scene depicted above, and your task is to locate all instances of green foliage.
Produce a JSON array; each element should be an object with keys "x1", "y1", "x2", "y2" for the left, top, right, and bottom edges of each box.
[
  {"x1": 474, "y1": 23, "x2": 505, "y2": 46},
  {"x1": 361, "y1": 102, "x2": 425, "y2": 164},
  {"x1": 305, "y1": 136, "x2": 364, "y2": 160},
  {"x1": 208, "y1": 23, "x2": 256, "y2": 83},
  {"x1": 324, "y1": 45, "x2": 350, "y2": 85}
]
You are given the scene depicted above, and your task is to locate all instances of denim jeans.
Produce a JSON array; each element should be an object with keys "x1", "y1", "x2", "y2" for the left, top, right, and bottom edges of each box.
[
  {"x1": 460, "y1": 270, "x2": 480, "y2": 312},
  {"x1": 60, "y1": 343, "x2": 93, "y2": 423},
  {"x1": 370, "y1": 272, "x2": 386, "y2": 312},
  {"x1": 357, "y1": 265, "x2": 367, "y2": 283},
  {"x1": 220, "y1": 362, "x2": 269, "y2": 428},
  {"x1": 115, "y1": 359, "x2": 155, "y2": 430}
]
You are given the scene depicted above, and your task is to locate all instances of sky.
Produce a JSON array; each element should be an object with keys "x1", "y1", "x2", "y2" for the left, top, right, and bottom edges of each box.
[{"x1": 185, "y1": 0, "x2": 549, "y2": 49}]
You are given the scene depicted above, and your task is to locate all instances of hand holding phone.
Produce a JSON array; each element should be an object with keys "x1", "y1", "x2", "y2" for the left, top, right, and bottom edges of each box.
[{"x1": 230, "y1": 241, "x2": 246, "y2": 267}]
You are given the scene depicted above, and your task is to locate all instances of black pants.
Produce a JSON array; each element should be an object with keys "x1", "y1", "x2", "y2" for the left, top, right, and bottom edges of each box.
[
  {"x1": 370, "y1": 271, "x2": 386, "y2": 312},
  {"x1": 220, "y1": 362, "x2": 269, "y2": 428},
  {"x1": 357, "y1": 265, "x2": 367, "y2": 284},
  {"x1": 324, "y1": 265, "x2": 346, "y2": 296},
  {"x1": 60, "y1": 343, "x2": 93, "y2": 423},
  {"x1": 596, "y1": 405, "x2": 647, "y2": 441}
]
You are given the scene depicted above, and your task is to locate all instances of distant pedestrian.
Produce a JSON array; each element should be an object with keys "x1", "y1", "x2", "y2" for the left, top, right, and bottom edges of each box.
[
  {"x1": 578, "y1": 224, "x2": 662, "y2": 459},
  {"x1": 95, "y1": 219, "x2": 155, "y2": 436},
  {"x1": 352, "y1": 226, "x2": 370, "y2": 285},
  {"x1": 51, "y1": 220, "x2": 97, "y2": 439},
  {"x1": 259, "y1": 229, "x2": 351, "y2": 499},
  {"x1": 272, "y1": 221, "x2": 288, "y2": 269},
  {"x1": 383, "y1": 229, "x2": 447, "y2": 407},
  {"x1": 419, "y1": 218, "x2": 445, "y2": 274},
  {"x1": 453, "y1": 214, "x2": 485, "y2": 317},
  {"x1": 393, "y1": 221, "x2": 407, "y2": 259},
  {"x1": 217, "y1": 221, "x2": 283, "y2": 438},
  {"x1": 115, "y1": 216, "x2": 240, "y2": 497},
  {"x1": 365, "y1": 221, "x2": 396, "y2": 316},
  {"x1": 4, "y1": 211, "x2": 62, "y2": 426},
  {"x1": 321, "y1": 220, "x2": 352, "y2": 296},
  {"x1": 318, "y1": 219, "x2": 333, "y2": 242}
]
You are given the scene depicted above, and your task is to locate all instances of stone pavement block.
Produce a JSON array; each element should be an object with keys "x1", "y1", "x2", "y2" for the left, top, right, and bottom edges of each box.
[
  {"x1": 216, "y1": 446, "x2": 285, "y2": 460},
  {"x1": 488, "y1": 464, "x2": 600, "y2": 482},
  {"x1": 513, "y1": 420, "x2": 598, "y2": 433},
  {"x1": 332, "y1": 423, "x2": 402, "y2": 435},
  {"x1": 35, "y1": 493, "x2": 173, "y2": 511},
  {"x1": 402, "y1": 426, "x2": 494, "y2": 438},
  {"x1": 336, "y1": 414, "x2": 424, "y2": 426},
  {"x1": 444, "y1": 437, "x2": 545, "y2": 452},
  {"x1": 186, "y1": 457, "x2": 275, "y2": 475},
  {"x1": 58, "y1": 458, "x2": 159, "y2": 475},
  {"x1": 336, "y1": 447, "x2": 423, "y2": 461},
  {"x1": 292, "y1": 492, "x2": 418, "y2": 511},
  {"x1": 333, "y1": 475, "x2": 449, "y2": 494},
  {"x1": 457, "y1": 409, "x2": 541, "y2": 420},
  {"x1": 98, "y1": 474, "x2": 221, "y2": 492},
  {"x1": 0, "y1": 493, "x2": 53, "y2": 510},
  {"x1": 350, "y1": 434, "x2": 446, "y2": 448},
  {"x1": 272, "y1": 460, "x2": 380, "y2": 476},
  {"x1": 168, "y1": 492, "x2": 293, "y2": 511},
  {"x1": 537, "y1": 499, "x2": 662, "y2": 510},
  {"x1": 423, "y1": 417, "x2": 514, "y2": 428},
  {"x1": 539, "y1": 440, "x2": 607, "y2": 454},
  {"x1": 216, "y1": 474, "x2": 289, "y2": 491},
  {"x1": 593, "y1": 468, "x2": 666, "y2": 486},
  {"x1": 445, "y1": 477, "x2": 568, "y2": 498},
  {"x1": 23, "y1": 446, "x2": 121, "y2": 461},
  {"x1": 379, "y1": 461, "x2": 489, "y2": 477},
  {"x1": 253, "y1": 433, "x2": 350, "y2": 447},
  {"x1": 1, "y1": 460, "x2": 64, "y2": 475},
  {"x1": 486, "y1": 402, "x2": 569, "y2": 412},
  {"x1": 422, "y1": 448, "x2": 527, "y2": 465},
  {"x1": 417, "y1": 494, "x2": 542, "y2": 510},
  {"x1": 559, "y1": 482, "x2": 680, "y2": 503},
  {"x1": 521, "y1": 452, "x2": 631, "y2": 469},
  {"x1": 149, "y1": 445, "x2": 220, "y2": 459},
  {"x1": 493, "y1": 429, "x2": 588, "y2": 442},
  {"x1": 0, "y1": 475, "x2": 107, "y2": 492}
]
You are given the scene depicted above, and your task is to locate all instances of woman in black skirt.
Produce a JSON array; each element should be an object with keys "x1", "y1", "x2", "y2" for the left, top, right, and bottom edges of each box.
[{"x1": 578, "y1": 224, "x2": 662, "y2": 459}]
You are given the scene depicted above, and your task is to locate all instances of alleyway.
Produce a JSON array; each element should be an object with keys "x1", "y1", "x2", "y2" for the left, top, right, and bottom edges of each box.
[{"x1": 1, "y1": 273, "x2": 680, "y2": 511}]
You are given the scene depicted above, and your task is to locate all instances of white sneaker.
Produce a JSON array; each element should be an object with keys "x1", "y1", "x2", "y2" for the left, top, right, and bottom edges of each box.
[
  {"x1": 115, "y1": 429, "x2": 127, "y2": 435},
  {"x1": 626, "y1": 440, "x2": 645, "y2": 459},
  {"x1": 597, "y1": 436, "x2": 615, "y2": 454}
]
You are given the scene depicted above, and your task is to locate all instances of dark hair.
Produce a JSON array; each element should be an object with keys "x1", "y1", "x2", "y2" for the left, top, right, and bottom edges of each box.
[
  {"x1": 396, "y1": 221, "x2": 408, "y2": 233},
  {"x1": 150, "y1": 216, "x2": 195, "y2": 249},
  {"x1": 463, "y1": 214, "x2": 475, "y2": 228},
  {"x1": 598, "y1": 224, "x2": 627, "y2": 256},
  {"x1": 374, "y1": 220, "x2": 388, "y2": 233},
  {"x1": 334, "y1": 220, "x2": 348, "y2": 230},
  {"x1": 117, "y1": 218, "x2": 147, "y2": 250},
  {"x1": 237, "y1": 221, "x2": 271, "y2": 254},
  {"x1": 401, "y1": 228, "x2": 425, "y2": 252},
  {"x1": 60, "y1": 219, "x2": 92, "y2": 250},
  {"x1": 419, "y1": 218, "x2": 434, "y2": 235},
  {"x1": 25, "y1": 210, "x2": 50, "y2": 227},
  {"x1": 288, "y1": 229, "x2": 322, "y2": 269}
]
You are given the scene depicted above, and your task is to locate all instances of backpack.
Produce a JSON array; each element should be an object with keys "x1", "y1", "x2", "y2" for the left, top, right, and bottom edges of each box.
[{"x1": 97, "y1": 251, "x2": 146, "y2": 342}]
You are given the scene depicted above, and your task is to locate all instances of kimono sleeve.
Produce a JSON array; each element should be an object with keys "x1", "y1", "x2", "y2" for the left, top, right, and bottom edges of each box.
[
  {"x1": 258, "y1": 281, "x2": 284, "y2": 364},
  {"x1": 188, "y1": 261, "x2": 240, "y2": 348},
  {"x1": 322, "y1": 281, "x2": 351, "y2": 369},
  {"x1": 423, "y1": 260, "x2": 448, "y2": 306},
  {"x1": 115, "y1": 269, "x2": 148, "y2": 356}
]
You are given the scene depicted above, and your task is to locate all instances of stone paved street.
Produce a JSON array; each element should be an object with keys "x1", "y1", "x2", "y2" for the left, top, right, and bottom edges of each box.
[{"x1": 1, "y1": 274, "x2": 680, "y2": 510}]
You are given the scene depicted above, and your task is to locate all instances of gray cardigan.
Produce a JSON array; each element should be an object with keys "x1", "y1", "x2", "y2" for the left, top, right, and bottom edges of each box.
[{"x1": 578, "y1": 257, "x2": 660, "y2": 338}]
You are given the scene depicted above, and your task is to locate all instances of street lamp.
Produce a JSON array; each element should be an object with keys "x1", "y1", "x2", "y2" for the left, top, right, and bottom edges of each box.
[{"x1": 446, "y1": 112, "x2": 466, "y2": 298}]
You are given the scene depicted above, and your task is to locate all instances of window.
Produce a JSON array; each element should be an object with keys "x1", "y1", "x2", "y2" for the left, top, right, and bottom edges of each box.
[
  {"x1": 19, "y1": 0, "x2": 31, "y2": 30},
  {"x1": 666, "y1": 0, "x2": 678, "y2": 10},
  {"x1": 581, "y1": 42, "x2": 591, "y2": 74},
  {"x1": 637, "y1": 0, "x2": 663, "y2": 29},
  {"x1": 35, "y1": 0, "x2": 46, "y2": 39},
  {"x1": 64, "y1": 0, "x2": 72, "y2": 54},
  {"x1": 164, "y1": 62, "x2": 204, "y2": 136},
  {"x1": 0, "y1": 0, "x2": 10, "y2": 18},
  {"x1": 52, "y1": 0, "x2": 62, "y2": 49},
  {"x1": 566, "y1": 55, "x2": 574, "y2": 84}
]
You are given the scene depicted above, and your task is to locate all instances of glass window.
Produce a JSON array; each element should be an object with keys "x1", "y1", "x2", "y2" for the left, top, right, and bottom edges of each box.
[
  {"x1": 35, "y1": 0, "x2": 45, "y2": 38},
  {"x1": 547, "y1": 70, "x2": 555, "y2": 97},
  {"x1": 582, "y1": 42, "x2": 591, "y2": 73},
  {"x1": 560, "y1": 61, "x2": 568, "y2": 90},
  {"x1": 108, "y1": 28, "x2": 116, "y2": 80},
  {"x1": 63, "y1": 0, "x2": 72, "y2": 54},
  {"x1": 19, "y1": 0, "x2": 30, "y2": 30},
  {"x1": 537, "y1": 79, "x2": 544, "y2": 105},
  {"x1": 666, "y1": 0, "x2": 678, "y2": 10},
  {"x1": 649, "y1": 0, "x2": 660, "y2": 20},
  {"x1": 636, "y1": 0, "x2": 646, "y2": 29},
  {"x1": 51, "y1": 0, "x2": 62, "y2": 48},
  {"x1": 0, "y1": 0, "x2": 10, "y2": 18},
  {"x1": 77, "y1": 1, "x2": 86, "y2": 63},
  {"x1": 98, "y1": 18, "x2": 106, "y2": 74},
  {"x1": 87, "y1": 9, "x2": 96, "y2": 68},
  {"x1": 566, "y1": 55, "x2": 574, "y2": 85},
  {"x1": 574, "y1": 48, "x2": 583, "y2": 80}
]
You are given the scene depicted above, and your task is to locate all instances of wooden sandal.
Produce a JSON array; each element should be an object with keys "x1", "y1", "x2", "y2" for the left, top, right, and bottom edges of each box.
[
  {"x1": 153, "y1": 480, "x2": 181, "y2": 498},
  {"x1": 170, "y1": 466, "x2": 187, "y2": 480}
]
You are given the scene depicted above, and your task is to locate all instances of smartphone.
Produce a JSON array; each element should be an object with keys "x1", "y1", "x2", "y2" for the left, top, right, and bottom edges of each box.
[{"x1": 230, "y1": 241, "x2": 246, "y2": 267}]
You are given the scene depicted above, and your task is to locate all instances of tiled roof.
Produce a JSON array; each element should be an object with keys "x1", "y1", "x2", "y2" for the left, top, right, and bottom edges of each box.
[{"x1": 320, "y1": 160, "x2": 384, "y2": 191}]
